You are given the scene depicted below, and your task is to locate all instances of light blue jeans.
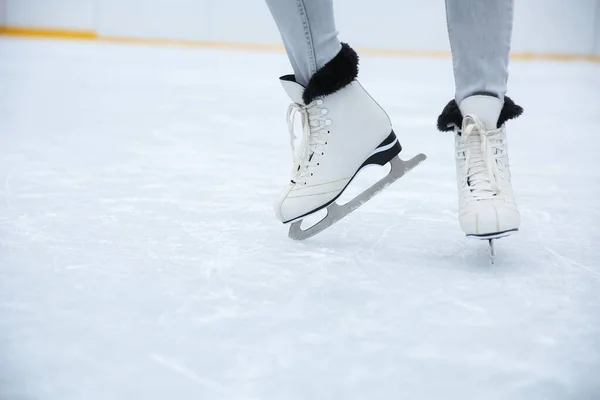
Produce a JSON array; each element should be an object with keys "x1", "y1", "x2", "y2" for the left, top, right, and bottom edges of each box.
[{"x1": 264, "y1": 0, "x2": 513, "y2": 103}]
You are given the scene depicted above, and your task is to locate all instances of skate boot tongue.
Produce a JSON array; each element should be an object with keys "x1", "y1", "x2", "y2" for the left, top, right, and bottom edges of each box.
[
  {"x1": 280, "y1": 75, "x2": 306, "y2": 105},
  {"x1": 459, "y1": 96, "x2": 504, "y2": 199},
  {"x1": 463, "y1": 124, "x2": 499, "y2": 199},
  {"x1": 459, "y1": 95, "x2": 502, "y2": 130}
]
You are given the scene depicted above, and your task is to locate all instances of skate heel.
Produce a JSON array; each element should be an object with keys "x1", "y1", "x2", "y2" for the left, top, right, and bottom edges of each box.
[{"x1": 360, "y1": 131, "x2": 402, "y2": 168}]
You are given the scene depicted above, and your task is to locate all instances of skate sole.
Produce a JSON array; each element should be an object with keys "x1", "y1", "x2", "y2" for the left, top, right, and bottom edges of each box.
[{"x1": 466, "y1": 229, "x2": 518, "y2": 240}]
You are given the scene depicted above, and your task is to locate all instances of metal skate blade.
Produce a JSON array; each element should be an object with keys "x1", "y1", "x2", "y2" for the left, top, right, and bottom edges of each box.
[
  {"x1": 467, "y1": 230, "x2": 519, "y2": 265},
  {"x1": 288, "y1": 153, "x2": 427, "y2": 241}
]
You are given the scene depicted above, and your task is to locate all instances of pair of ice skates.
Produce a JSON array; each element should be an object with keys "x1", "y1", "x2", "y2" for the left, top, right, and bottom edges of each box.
[{"x1": 273, "y1": 44, "x2": 522, "y2": 261}]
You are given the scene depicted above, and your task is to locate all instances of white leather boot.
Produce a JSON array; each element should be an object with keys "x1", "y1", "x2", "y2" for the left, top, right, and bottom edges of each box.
[
  {"x1": 276, "y1": 76, "x2": 399, "y2": 223},
  {"x1": 275, "y1": 44, "x2": 426, "y2": 239},
  {"x1": 454, "y1": 95, "x2": 521, "y2": 238}
]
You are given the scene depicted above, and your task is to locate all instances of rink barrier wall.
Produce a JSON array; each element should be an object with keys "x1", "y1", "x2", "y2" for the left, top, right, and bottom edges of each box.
[
  {"x1": 1, "y1": 25, "x2": 600, "y2": 63},
  {"x1": 595, "y1": 0, "x2": 600, "y2": 54}
]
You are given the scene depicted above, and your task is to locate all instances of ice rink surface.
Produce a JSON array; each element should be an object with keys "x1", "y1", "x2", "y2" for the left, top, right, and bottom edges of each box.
[{"x1": 1, "y1": 37, "x2": 599, "y2": 400}]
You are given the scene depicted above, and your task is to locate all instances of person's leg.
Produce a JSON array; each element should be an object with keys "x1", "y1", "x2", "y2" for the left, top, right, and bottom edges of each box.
[
  {"x1": 445, "y1": 0, "x2": 513, "y2": 104},
  {"x1": 439, "y1": 0, "x2": 522, "y2": 243},
  {"x1": 264, "y1": 0, "x2": 341, "y2": 86}
]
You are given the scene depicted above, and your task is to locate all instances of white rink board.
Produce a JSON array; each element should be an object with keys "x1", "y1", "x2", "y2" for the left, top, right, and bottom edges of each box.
[
  {"x1": 95, "y1": 0, "x2": 213, "y2": 41},
  {"x1": 3, "y1": 0, "x2": 94, "y2": 30},
  {"x1": 595, "y1": 0, "x2": 600, "y2": 54},
  {"x1": 3, "y1": 0, "x2": 600, "y2": 55},
  {"x1": 0, "y1": 0, "x2": 6, "y2": 26},
  {"x1": 0, "y1": 37, "x2": 599, "y2": 400}
]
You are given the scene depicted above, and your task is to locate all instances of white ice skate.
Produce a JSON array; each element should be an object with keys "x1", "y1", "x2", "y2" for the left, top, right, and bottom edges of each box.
[
  {"x1": 275, "y1": 72, "x2": 426, "y2": 240},
  {"x1": 455, "y1": 95, "x2": 521, "y2": 262}
]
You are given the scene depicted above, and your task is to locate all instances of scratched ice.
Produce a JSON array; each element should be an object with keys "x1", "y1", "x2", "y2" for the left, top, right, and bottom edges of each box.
[{"x1": 1, "y1": 38, "x2": 599, "y2": 400}]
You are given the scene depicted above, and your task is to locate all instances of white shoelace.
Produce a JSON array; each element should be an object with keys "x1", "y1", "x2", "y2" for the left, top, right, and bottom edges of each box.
[
  {"x1": 286, "y1": 101, "x2": 330, "y2": 183},
  {"x1": 461, "y1": 116, "x2": 502, "y2": 199}
]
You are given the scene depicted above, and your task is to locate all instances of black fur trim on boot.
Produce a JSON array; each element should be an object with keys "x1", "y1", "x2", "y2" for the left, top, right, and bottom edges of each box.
[
  {"x1": 302, "y1": 42, "x2": 359, "y2": 104},
  {"x1": 436, "y1": 96, "x2": 523, "y2": 132}
]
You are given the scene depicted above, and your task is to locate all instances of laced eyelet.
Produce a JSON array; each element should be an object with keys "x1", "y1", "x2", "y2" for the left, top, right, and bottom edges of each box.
[{"x1": 322, "y1": 109, "x2": 328, "y2": 115}]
